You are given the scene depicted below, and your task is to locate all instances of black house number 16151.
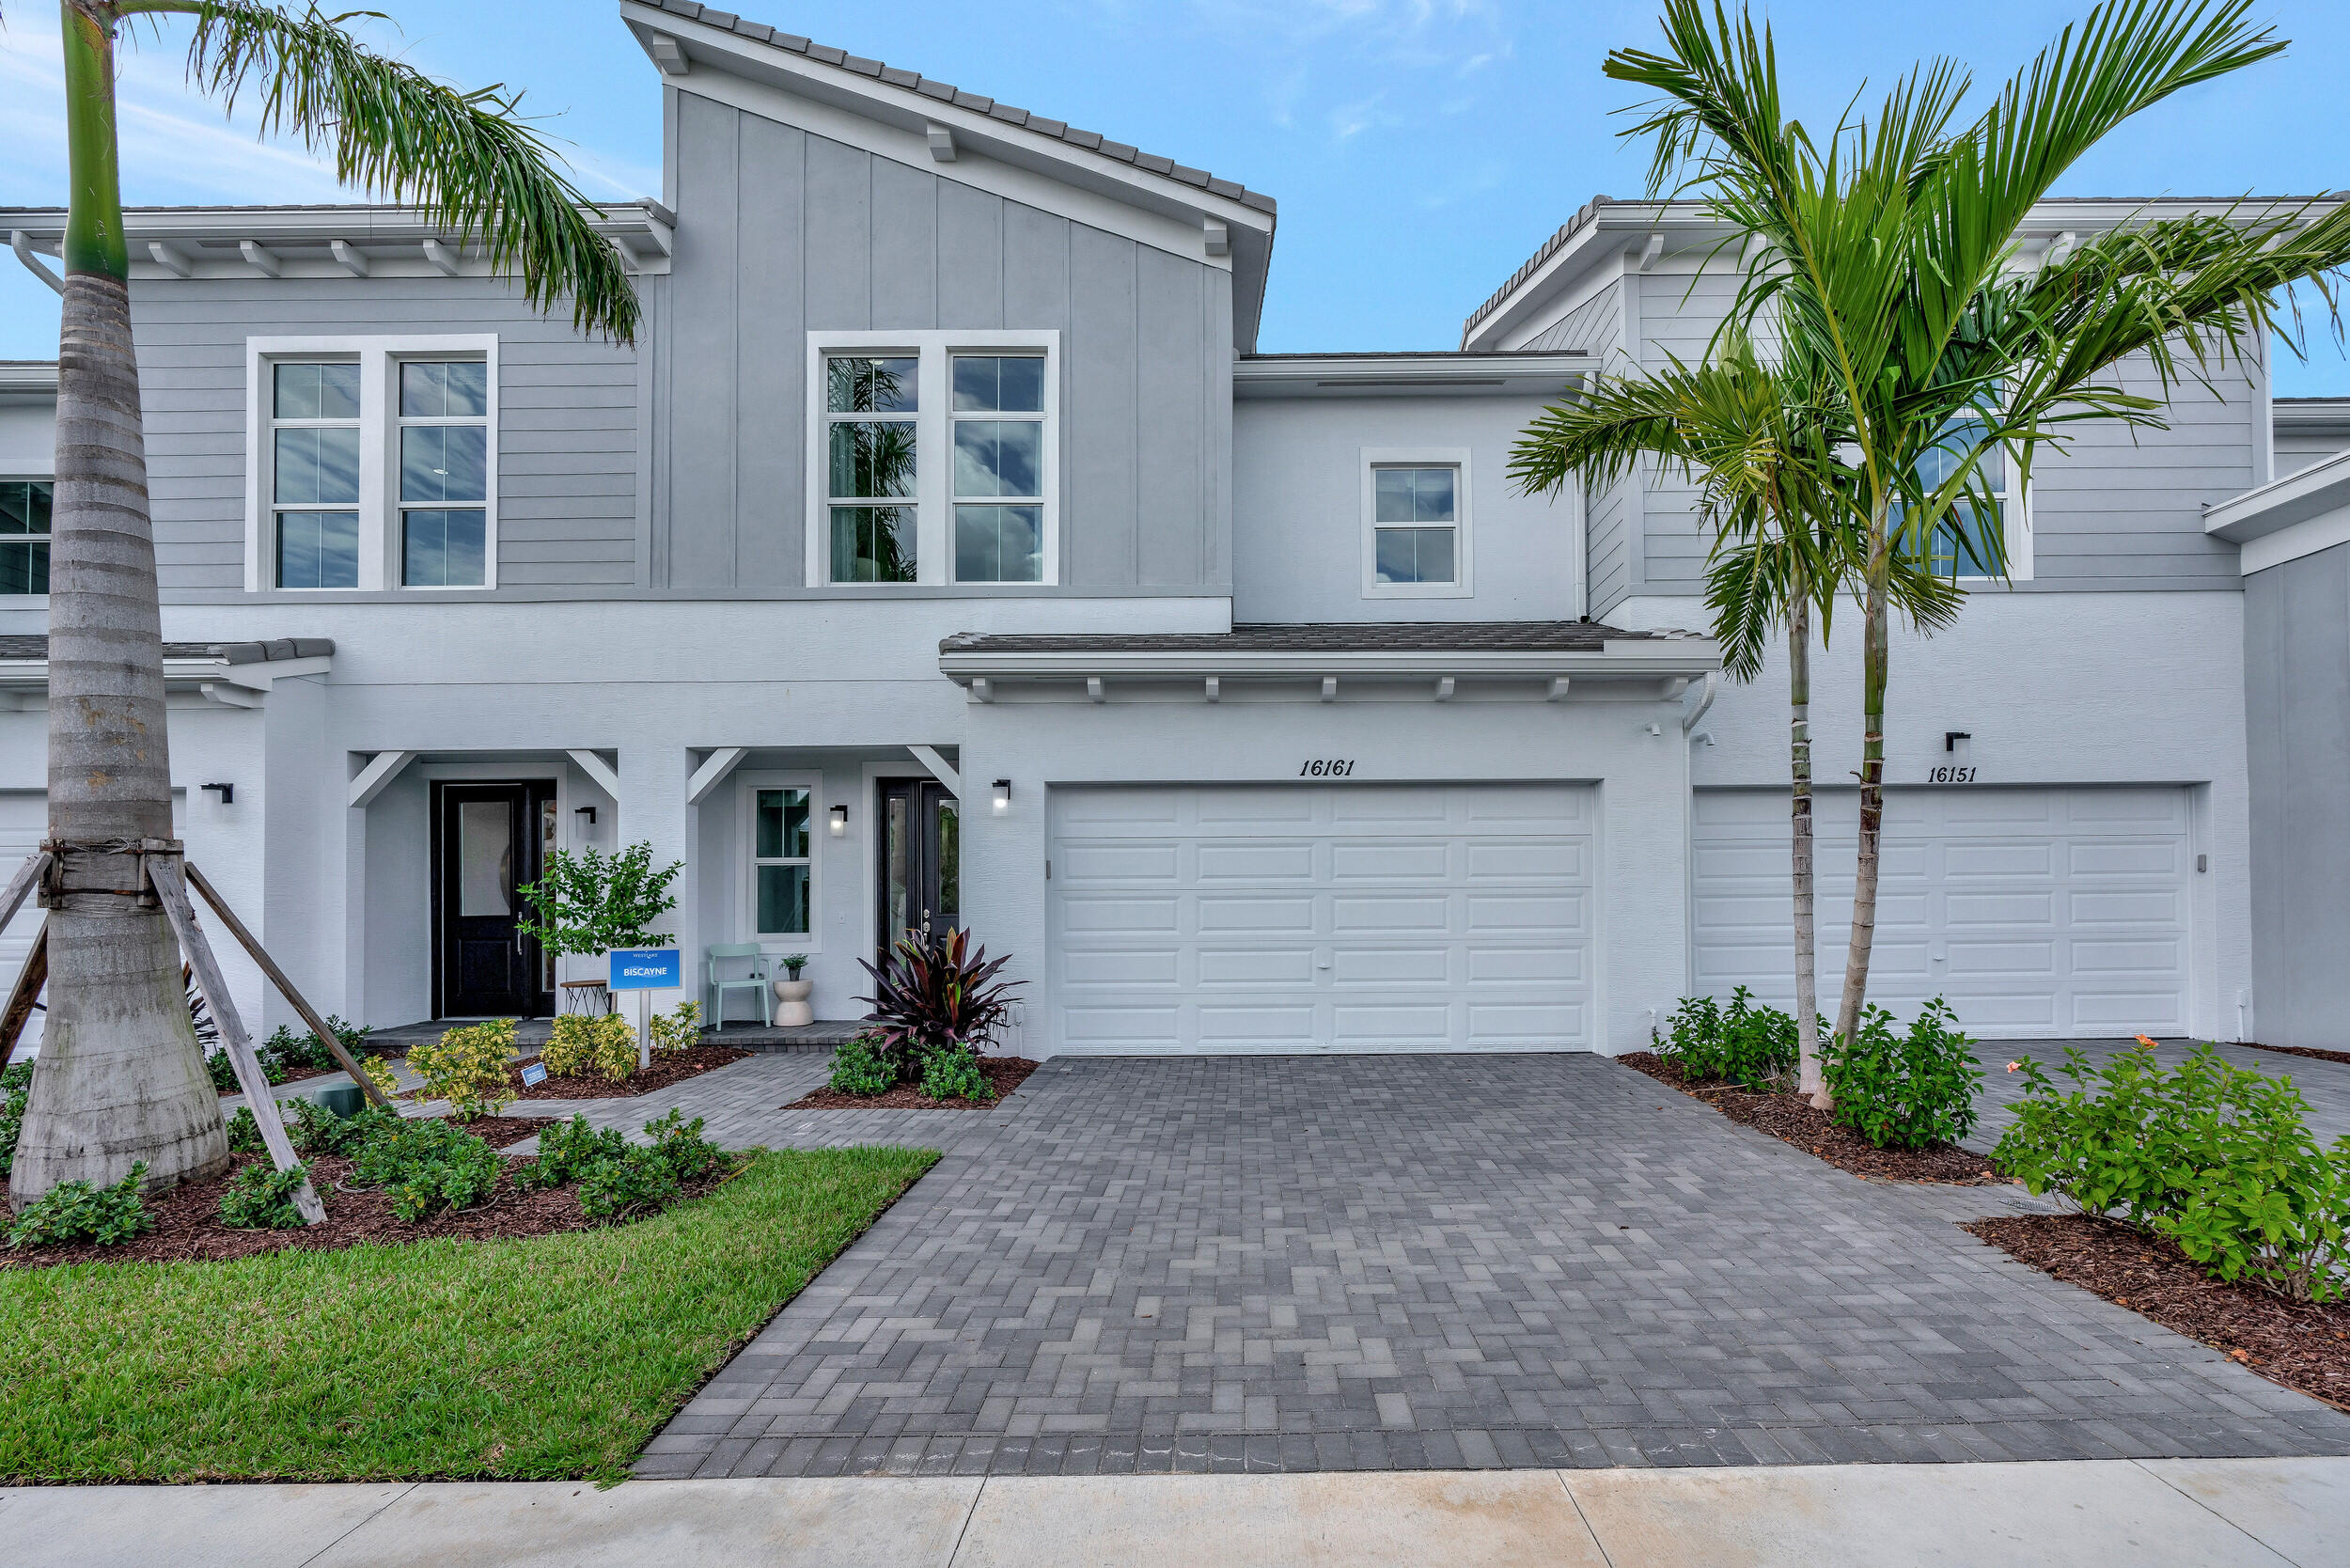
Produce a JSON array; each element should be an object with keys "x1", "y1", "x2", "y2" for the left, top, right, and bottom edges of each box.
[
  {"x1": 1300, "y1": 759, "x2": 1356, "y2": 777},
  {"x1": 1926, "y1": 765, "x2": 1978, "y2": 783}
]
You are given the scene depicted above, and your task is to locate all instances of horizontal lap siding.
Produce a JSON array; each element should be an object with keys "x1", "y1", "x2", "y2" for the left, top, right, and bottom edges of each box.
[
  {"x1": 130, "y1": 277, "x2": 639, "y2": 593},
  {"x1": 1630, "y1": 269, "x2": 2257, "y2": 598},
  {"x1": 661, "y1": 98, "x2": 1229, "y2": 592}
]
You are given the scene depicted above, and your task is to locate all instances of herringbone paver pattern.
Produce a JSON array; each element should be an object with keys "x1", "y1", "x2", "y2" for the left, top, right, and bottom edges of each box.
[{"x1": 634, "y1": 1053, "x2": 2350, "y2": 1478}]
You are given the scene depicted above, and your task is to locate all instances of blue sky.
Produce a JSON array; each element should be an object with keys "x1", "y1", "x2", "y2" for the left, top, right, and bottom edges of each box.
[{"x1": 2, "y1": 1, "x2": 2345, "y2": 392}]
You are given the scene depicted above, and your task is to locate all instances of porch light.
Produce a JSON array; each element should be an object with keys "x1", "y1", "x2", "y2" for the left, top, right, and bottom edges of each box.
[
  {"x1": 830, "y1": 804, "x2": 849, "y2": 837},
  {"x1": 992, "y1": 779, "x2": 1011, "y2": 814}
]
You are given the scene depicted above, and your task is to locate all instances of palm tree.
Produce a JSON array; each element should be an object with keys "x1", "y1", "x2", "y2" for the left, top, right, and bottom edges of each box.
[
  {"x1": 1606, "y1": 0, "x2": 2350, "y2": 1049},
  {"x1": 1513, "y1": 335, "x2": 1956, "y2": 1104},
  {"x1": 8, "y1": 0, "x2": 637, "y2": 1203}
]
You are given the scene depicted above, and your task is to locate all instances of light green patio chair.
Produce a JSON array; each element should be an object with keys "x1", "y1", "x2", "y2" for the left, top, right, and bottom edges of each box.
[{"x1": 704, "y1": 943, "x2": 774, "y2": 1028}]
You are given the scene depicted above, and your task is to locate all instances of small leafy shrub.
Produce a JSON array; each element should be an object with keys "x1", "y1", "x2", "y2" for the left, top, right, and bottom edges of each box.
[
  {"x1": 647, "y1": 999, "x2": 701, "y2": 1054},
  {"x1": 518, "y1": 1113, "x2": 629, "y2": 1191},
  {"x1": 257, "y1": 1015, "x2": 372, "y2": 1078},
  {"x1": 919, "y1": 1044, "x2": 995, "y2": 1103},
  {"x1": 1654, "y1": 988, "x2": 1803, "y2": 1090},
  {"x1": 285, "y1": 1100, "x2": 400, "y2": 1158},
  {"x1": 352, "y1": 1117, "x2": 500, "y2": 1222},
  {"x1": 1820, "y1": 999, "x2": 1982, "y2": 1151},
  {"x1": 858, "y1": 926, "x2": 1023, "y2": 1082},
  {"x1": 6, "y1": 1164, "x2": 153, "y2": 1249},
  {"x1": 827, "y1": 1032, "x2": 899, "y2": 1096},
  {"x1": 224, "y1": 1105, "x2": 264, "y2": 1154},
  {"x1": 780, "y1": 953, "x2": 809, "y2": 980},
  {"x1": 644, "y1": 1108, "x2": 728, "y2": 1183},
  {"x1": 217, "y1": 1160, "x2": 311, "y2": 1230},
  {"x1": 542, "y1": 1011, "x2": 639, "y2": 1082},
  {"x1": 0, "y1": 1058, "x2": 30, "y2": 1178},
  {"x1": 1996, "y1": 1041, "x2": 2350, "y2": 1301},
  {"x1": 577, "y1": 1144, "x2": 680, "y2": 1221},
  {"x1": 410, "y1": 1019, "x2": 517, "y2": 1120}
]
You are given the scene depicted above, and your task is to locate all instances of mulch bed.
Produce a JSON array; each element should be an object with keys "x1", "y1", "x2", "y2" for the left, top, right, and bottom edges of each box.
[
  {"x1": 785, "y1": 1056, "x2": 1039, "y2": 1111},
  {"x1": 457, "y1": 1114, "x2": 565, "y2": 1149},
  {"x1": 0, "y1": 1151, "x2": 738, "y2": 1272},
  {"x1": 2241, "y1": 1042, "x2": 2350, "y2": 1068},
  {"x1": 1966, "y1": 1214, "x2": 2350, "y2": 1414},
  {"x1": 505, "y1": 1043, "x2": 751, "y2": 1101},
  {"x1": 218, "y1": 1061, "x2": 339, "y2": 1097},
  {"x1": 1617, "y1": 1051, "x2": 2004, "y2": 1184}
]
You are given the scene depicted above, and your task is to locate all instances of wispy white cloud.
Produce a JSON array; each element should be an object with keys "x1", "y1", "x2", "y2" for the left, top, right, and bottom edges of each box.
[{"x1": 1180, "y1": 0, "x2": 1514, "y2": 146}]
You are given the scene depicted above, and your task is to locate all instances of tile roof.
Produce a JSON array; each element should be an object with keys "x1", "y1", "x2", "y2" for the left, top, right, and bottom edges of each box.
[
  {"x1": 940, "y1": 621, "x2": 1664, "y2": 655},
  {"x1": 0, "y1": 636, "x2": 333, "y2": 665},
  {"x1": 636, "y1": 1, "x2": 1276, "y2": 214}
]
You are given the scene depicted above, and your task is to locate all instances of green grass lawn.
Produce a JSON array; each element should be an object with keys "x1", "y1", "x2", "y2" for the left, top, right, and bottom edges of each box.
[{"x1": 0, "y1": 1146, "x2": 937, "y2": 1482}]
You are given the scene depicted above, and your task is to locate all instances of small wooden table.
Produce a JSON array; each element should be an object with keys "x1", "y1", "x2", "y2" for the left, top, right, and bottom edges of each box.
[{"x1": 559, "y1": 979, "x2": 612, "y2": 1015}]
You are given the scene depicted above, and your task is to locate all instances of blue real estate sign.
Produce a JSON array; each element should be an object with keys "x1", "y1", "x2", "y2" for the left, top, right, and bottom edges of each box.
[{"x1": 608, "y1": 948, "x2": 682, "y2": 991}]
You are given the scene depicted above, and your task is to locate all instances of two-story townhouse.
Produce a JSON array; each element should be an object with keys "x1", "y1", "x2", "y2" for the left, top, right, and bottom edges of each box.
[{"x1": 0, "y1": 0, "x2": 2339, "y2": 1055}]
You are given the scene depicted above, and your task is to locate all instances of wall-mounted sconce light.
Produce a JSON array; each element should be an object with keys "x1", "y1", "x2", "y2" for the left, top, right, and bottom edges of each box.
[
  {"x1": 992, "y1": 778, "x2": 1011, "y2": 815},
  {"x1": 1944, "y1": 731, "x2": 1972, "y2": 753},
  {"x1": 200, "y1": 782, "x2": 234, "y2": 805},
  {"x1": 573, "y1": 805, "x2": 597, "y2": 826},
  {"x1": 830, "y1": 804, "x2": 850, "y2": 837}
]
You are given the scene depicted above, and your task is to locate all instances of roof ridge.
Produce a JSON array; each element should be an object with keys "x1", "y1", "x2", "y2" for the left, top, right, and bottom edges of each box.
[{"x1": 635, "y1": 1, "x2": 1275, "y2": 214}]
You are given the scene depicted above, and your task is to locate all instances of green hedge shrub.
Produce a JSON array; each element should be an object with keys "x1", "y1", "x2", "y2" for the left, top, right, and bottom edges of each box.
[
  {"x1": 1995, "y1": 1042, "x2": 2350, "y2": 1301},
  {"x1": 919, "y1": 1044, "x2": 995, "y2": 1103},
  {"x1": 352, "y1": 1118, "x2": 500, "y2": 1222},
  {"x1": 217, "y1": 1161, "x2": 311, "y2": 1230},
  {"x1": 644, "y1": 1109, "x2": 728, "y2": 1183},
  {"x1": 827, "y1": 1033, "x2": 898, "y2": 1096},
  {"x1": 411, "y1": 1020, "x2": 517, "y2": 1120},
  {"x1": 7, "y1": 1164, "x2": 153, "y2": 1249},
  {"x1": 577, "y1": 1146, "x2": 680, "y2": 1221},
  {"x1": 0, "y1": 1058, "x2": 29, "y2": 1179},
  {"x1": 542, "y1": 1011, "x2": 639, "y2": 1082},
  {"x1": 1820, "y1": 999, "x2": 1983, "y2": 1151},
  {"x1": 1654, "y1": 987, "x2": 1804, "y2": 1090},
  {"x1": 518, "y1": 1114, "x2": 629, "y2": 1192}
]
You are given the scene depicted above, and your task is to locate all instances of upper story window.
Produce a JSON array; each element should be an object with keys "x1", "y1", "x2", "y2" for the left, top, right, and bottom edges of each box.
[
  {"x1": 0, "y1": 479, "x2": 52, "y2": 595},
  {"x1": 1362, "y1": 447, "x2": 1473, "y2": 599},
  {"x1": 246, "y1": 335, "x2": 497, "y2": 592},
  {"x1": 1914, "y1": 418, "x2": 2032, "y2": 581},
  {"x1": 807, "y1": 332, "x2": 1058, "y2": 588}
]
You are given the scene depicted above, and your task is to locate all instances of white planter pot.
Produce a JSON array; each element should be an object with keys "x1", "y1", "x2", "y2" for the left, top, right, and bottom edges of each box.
[{"x1": 772, "y1": 977, "x2": 814, "y2": 1027}]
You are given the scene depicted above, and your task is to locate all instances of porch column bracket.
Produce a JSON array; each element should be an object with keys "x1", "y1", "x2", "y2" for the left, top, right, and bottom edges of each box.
[
  {"x1": 568, "y1": 748, "x2": 623, "y2": 801},
  {"x1": 907, "y1": 745, "x2": 962, "y2": 799},
  {"x1": 682, "y1": 747, "x2": 746, "y2": 806},
  {"x1": 347, "y1": 749, "x2": 416, "y2": 808}
]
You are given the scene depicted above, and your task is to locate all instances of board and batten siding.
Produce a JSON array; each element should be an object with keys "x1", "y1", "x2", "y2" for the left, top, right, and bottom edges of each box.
[
  {"x1": 657, "y1": 94, "x2": 1233, "y2": 592},
  {"x1": 1505, "y1": 278, "x2": 1637, "y2": 618},
  {"x1": 129, "y1": 278, "x2": 639, "y2": 596},
  {"x1": 1626, "y1": 268, "x2": 2256, "y2": 598}
]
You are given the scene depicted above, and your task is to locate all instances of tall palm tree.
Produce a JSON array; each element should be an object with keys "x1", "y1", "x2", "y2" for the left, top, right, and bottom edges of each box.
[
  {"x1": 8, "y1": 0, "x2": 637, "y2": 1203},
  {"x1": 1513, "y1": 335, "x2": 1956, "y2": 1104},
  {"x1": 1606, "y1": 0, "x2": 2350, "y2": 1048}
]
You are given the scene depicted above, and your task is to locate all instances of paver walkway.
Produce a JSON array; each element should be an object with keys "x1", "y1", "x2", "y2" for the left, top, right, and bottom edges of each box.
[{"x1": 629, "y1": 1052, "x2": 2350, "y2": 1479}]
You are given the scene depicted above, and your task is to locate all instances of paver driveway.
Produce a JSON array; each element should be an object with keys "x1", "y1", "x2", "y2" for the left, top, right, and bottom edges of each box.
[{"x1": 635, "y1": 1053, "x2": 2350, "y2": 1479}]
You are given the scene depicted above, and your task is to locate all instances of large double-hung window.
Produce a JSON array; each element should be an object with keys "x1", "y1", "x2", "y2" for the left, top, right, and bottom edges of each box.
[
  {"x1": 0, "y1": 479, "x2": 53, "y2": 595},
  {"x1": 247, "y1": 336, "x2": 498, "y2": 592},
  {"x1": 1913, "y1": 417, "x2": 2030, "y2": 581},
  {"x1": 809, "y1": 333, "x2": 1058, "y2": 588}
]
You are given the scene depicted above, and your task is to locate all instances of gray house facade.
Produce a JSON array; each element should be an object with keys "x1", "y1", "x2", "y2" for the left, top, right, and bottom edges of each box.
[{"x1": 0, "y1": 0, "x2": 2339, "y2": 1052}]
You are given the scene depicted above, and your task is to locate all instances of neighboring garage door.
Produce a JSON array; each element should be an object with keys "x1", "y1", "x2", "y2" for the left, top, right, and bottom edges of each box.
[
  {"x1": 1692, "y1": 786, "x2": 2194, "y2": 1038},
  {"x1": 1051, "y1": 783, "x2": 1594, "y2": 1052},
  {"x1": 1, "y1": 792, "x2": 46, "y2": 1052}
]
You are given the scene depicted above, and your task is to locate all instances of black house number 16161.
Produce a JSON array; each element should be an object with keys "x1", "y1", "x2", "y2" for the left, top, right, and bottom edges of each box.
[{"x1": 1300, "y1": 759, "x2": 1356, "y2": 777}]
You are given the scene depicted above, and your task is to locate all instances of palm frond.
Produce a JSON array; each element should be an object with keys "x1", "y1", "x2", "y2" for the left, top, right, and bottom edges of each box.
[{"x1": 120, "y1": 0, "x2": 637, "y2": 342}]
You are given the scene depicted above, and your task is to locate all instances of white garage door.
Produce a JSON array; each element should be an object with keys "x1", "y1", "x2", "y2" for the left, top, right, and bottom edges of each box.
[
  {"x1": 1, "y1": 792, "x2": 46, "y2": 1053},
  {"x1": 1693, "y1": 786, "x2": 2194, "y2": 1038},
  {"x1": 1051, "y1": 783, "x2": 1594, "y2": 1053}
]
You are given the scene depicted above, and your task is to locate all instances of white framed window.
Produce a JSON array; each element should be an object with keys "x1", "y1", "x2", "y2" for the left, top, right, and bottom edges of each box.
[
  {"x1": 1361, "y1": 447, "x2": 1472, "y2": 599},
  {"x1": 0, "y1": 478, "x2": 53, "y2": 595},
  {"x1": 1916, "y1": 418, "x2": 2032, "y2": 582},
  {"x1": 244, "y1": 335, "x2": 498, "y2": 591},
  {"x1": 742, "y1": 774, "x2": 820, "y2": 944},
  {"x1": 806, "y1": 330, "x2": 1058, "y2": 588}
]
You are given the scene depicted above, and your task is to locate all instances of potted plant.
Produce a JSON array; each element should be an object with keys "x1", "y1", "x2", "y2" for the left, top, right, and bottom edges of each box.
[
  {"x1": 773, "y1": 954, "x2": 814, "y2": 1027},
  {"x1": 517, "y1": 841, "x2": 683, "y2": 1005}
]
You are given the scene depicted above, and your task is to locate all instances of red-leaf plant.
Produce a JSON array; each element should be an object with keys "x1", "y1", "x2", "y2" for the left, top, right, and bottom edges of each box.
[{"x1": 856, "y1": 926, "x2": 1024, "y2": 1078}]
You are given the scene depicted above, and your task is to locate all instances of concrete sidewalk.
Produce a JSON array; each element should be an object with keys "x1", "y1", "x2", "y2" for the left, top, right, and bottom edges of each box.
[{"x1": 4, "y1": 1457, "x2": 2341, "y2": 1567}]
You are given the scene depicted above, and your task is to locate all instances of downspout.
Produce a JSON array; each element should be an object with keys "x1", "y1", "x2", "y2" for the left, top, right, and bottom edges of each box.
[
  {"x1": 9, "y1": 231, "x2": 65, "y2": 295},
  {"x1": 1677, "y1": 668, "x2": 1720, "y2": 1018},
  {"x1": 1680, "y1": 669, "x2": 1718, "y2": 735}
]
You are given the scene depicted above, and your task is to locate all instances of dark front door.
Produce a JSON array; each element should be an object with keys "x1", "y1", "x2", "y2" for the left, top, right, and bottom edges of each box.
[
  {"x1": 878, "y1": 777, "x2": 959, "y2": 956},
  {"x1": 435, "y1": 781, "x2": 556, "y2": 1017}
]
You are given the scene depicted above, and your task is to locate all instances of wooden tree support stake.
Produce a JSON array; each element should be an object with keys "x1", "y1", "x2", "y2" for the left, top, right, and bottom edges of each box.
[
  {"x1": 183, "y1": 861, "x2": 392, "y2": 1111},
  {"x1": 148, "y1": 855, "x2": 327, "y2": 1226},
  {"x1": 0, "y1": 920, "x2": 45, "y2": 1074}
]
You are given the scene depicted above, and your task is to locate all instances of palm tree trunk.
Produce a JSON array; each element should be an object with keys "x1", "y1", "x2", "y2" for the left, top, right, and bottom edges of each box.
[
  {"x1": 9, "y1": 3, "x2": 227, "y2": 1205},
  {"x1": 1789, "y1": 594, "x2": 1826, "y2": 1108},
  {"x1": 1835, "y1": 540, "x2": 1891, "y2": 1051}
]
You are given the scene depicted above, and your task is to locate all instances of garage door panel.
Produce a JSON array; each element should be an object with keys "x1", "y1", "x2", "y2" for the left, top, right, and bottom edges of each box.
[
  {"x1": 1054, "y1": 783, "x2": 1591, "y2": 1053},
  {"x1": 1694, "y1": 786, "x2": 2191, "y2": 1040},
  {"x1": 1198, "y1": 947, "x2": 1316, "y2": 986}
]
